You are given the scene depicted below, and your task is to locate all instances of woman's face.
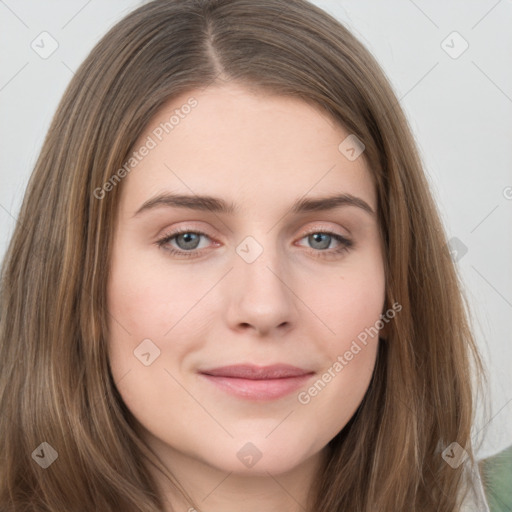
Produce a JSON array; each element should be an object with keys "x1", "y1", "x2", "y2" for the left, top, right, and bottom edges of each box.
[{"x1": 107, "y1": 83, "x2": 386, "y2": 479}]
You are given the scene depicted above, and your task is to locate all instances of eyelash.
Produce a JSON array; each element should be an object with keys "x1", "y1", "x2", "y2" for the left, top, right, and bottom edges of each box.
[{"x1": 155, "y1": 227, "x2": 353, "y2": 260}]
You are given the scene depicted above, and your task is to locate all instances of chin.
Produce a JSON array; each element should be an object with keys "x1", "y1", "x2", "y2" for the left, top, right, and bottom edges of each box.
[{"x1": 206, "y1": 435, "x2": 321, "y2": 476}]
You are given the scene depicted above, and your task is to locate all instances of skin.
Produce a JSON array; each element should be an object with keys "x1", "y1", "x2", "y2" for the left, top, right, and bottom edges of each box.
[{"x1": 107, "y1": 82, "x2": 386, "y2": 512}]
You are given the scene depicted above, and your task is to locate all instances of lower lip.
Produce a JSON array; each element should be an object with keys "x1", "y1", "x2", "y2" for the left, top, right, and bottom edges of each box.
[{"x1": 200, "y1": 373, "x2": 314, "y2": 401}]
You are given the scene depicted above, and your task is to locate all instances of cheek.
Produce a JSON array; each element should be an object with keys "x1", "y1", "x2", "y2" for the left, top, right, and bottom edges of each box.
[
  {"x1": 109, "y1": 277, "x2": 168, "y2": 337},
  {"x1": 293, "y1": 253, "x2": 385, "y2": 426},
  {"x1": 105, "y1": 256, "x2": 199, "y2": 430},
  {"x1": 297, "y1": 344, "x2": 378, "y2": 450},
  {"x1": 296, "y1": 278, "x2": 383, "y2": 437},
  {"x1": 107, "y1": 247, "x2": 199, "y2": 339},
  {"x1": 302, "y1": 253, "x2": 386, "y2": 349},
  {"x1": 106, "y1": 245, "x2": 213, "y2": 388}
]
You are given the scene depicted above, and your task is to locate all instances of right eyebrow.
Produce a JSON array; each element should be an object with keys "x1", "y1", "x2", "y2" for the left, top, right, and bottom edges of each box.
[{"x1": 133, "y1": 193, "x2": 237, "y2": 217}]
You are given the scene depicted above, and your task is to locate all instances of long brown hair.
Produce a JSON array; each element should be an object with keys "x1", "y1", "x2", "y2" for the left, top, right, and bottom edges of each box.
[{"x1": 0, "y1": 0, "x2": 487, "y2": 510}]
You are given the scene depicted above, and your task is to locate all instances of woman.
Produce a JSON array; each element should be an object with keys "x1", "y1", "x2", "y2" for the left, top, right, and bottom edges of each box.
[{"x1": 0, "y1": 0, "x2": 489, "y2": 510}]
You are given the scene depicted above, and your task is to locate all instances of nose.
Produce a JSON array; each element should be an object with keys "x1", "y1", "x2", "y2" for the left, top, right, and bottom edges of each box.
[{"x1": 224, "y1": 239, "x2": 299, "y2": 337}]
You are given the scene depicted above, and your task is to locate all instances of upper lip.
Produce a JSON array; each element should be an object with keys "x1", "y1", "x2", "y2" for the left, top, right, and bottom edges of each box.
[{"x1": 199, "y1": 364, "x2": 314, "y2": 380}]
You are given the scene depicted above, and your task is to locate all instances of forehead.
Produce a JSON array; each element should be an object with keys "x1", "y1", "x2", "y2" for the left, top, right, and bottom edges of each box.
[{"x1": 120, "y1": 83, "x2": 376, "y2": 216}]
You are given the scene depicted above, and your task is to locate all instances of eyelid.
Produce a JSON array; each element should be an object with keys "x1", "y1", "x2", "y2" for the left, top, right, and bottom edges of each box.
[
  {"x1": 155, "y1": 222, "x2": 352, "y2": 258},
  {"x1": 156, "y1": 226, "x2": 218, "y2": 250},
  {"x1": 299, "y1": 224, "x2": 349, "y2": 238},
  {"x1": 156, "y1": 222, "x2": 348, "y2": 243},
  {"x1": 156, "y1": 223, "x2": 216, "y2": 242}
]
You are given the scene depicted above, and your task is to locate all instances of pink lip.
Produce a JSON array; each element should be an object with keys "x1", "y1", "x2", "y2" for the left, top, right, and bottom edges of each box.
[{"x1": 199, "y1": 364, "x2": 315, "y2": 401}]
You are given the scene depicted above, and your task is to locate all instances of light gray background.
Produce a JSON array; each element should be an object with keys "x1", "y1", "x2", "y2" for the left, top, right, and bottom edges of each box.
[{"x1": 0, "y1": 0, "x2": 511, "y2": 459}]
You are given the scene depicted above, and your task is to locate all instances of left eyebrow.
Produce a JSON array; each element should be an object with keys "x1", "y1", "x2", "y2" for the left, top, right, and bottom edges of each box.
[
  {"x1": 132, "y1": 192, "x2": 375, "y2": 218},
  {"x1": 291, "y1": 193, "x2": 375, "y2": 217}
]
